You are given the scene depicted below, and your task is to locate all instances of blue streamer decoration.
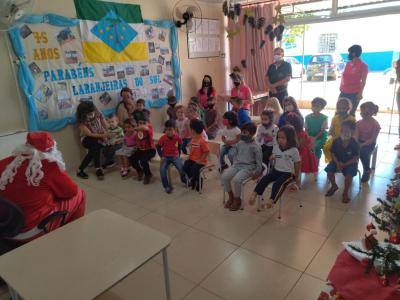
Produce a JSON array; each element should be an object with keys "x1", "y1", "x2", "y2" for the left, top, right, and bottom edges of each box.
[{"x1": 8, "y1": 14, "x2": 181, "y2": 131}]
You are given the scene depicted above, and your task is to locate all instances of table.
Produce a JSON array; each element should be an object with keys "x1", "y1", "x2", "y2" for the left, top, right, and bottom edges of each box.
[{"x1": 0, "y1": 209, "x2": 172, "y2": 300}]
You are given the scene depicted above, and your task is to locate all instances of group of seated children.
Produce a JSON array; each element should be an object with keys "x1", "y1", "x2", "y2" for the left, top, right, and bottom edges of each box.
[
  {"x1": 220, "y1": 95, "x2": 380, "y2": 209},
  {"x1": 75, "y1": 90, "x2": 381, "y2": 208}
]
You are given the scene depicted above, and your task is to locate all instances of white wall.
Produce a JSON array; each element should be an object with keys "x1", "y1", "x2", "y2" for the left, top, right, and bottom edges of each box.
[{"x1": 0, "y1": 0, "x2": 225, "y2": 170}]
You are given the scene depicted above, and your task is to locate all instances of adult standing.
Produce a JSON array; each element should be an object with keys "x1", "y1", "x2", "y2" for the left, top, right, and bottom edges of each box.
[
  {"x1": 116, "y1": 87, "x2": 135, "y2": 125},
  {"x1": 266, "y1": 47, "x2": 292, "y2": 108},
  {"x1": 0, "y1": 132, "x2": 86, "y2": 242},
  {"x1": 339, "y1": 45, "x2": 368, "y2": 116},
  {"x1": 197, "y1": 75, "x2": 217, "y2": 109},
  {"x1": 395, "y1": 59, "x2": 400, "y2": 149},
  {"x1": 230, "y1": 71, "x2": 253, "y2": 111}
]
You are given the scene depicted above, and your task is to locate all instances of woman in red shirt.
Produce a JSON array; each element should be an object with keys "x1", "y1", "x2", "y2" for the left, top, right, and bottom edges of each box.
[
  {"x1": 230, "y1": 71, "x2": 253, "y2": 111},
  {"x1": 197, "y1": 75, "x2": 217, "y2": 109}
]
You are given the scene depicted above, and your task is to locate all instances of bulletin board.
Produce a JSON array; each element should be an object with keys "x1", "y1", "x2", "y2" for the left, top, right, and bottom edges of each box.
[
  {"x1": 7, "y1": 14, "x2": 181, "y2": 132},
  {"x1": 187, "y1": 18, "x2": 221, "y2": 59}
]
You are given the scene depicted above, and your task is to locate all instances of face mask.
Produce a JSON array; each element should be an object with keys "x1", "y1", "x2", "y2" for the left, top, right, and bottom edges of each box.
[
  {"x1": 274, "y1": 55, "x2": 283, "y2": 62},
  {"x1": 262, "y1": 122, "x2": 271, "y2": 128},
  {"x1": 285, "y1": 105, "x2": 294, "y2": 112},
  {"x1": 204, "y1": 82, "x2": 210, "y2": 87},
  {"x1": 87, "y1": 113, "x2": 95, "y2": 120},
  {"x1": 338, "y1": 111, "x2": 347, "y2": 116},
  {"x1": 240, "y1": 134, "x2": 252, "y2": 142},
  {"x1": 169, "y1": 103, "x2": 176, "y2": 107},
  {"x1": 223, "y1": 119, "x2": 230, "y2": 127},
  {"x1": 233, "y1": 82, "x2": 240, "y2": 87},
  {"x1": 348, "y1": 53, "x2": 355, "y2": 60},
  {"x1": 341, "y1": 132, "x2": 351, "y2": 141},
  {"x1": 207, "y1": 104, "x2": 215, "y2": 109}
]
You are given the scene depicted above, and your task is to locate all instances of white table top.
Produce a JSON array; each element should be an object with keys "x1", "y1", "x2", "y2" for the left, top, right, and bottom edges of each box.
[{"x1": 0, "y1": 209, "x2": 171, "y2": 300}]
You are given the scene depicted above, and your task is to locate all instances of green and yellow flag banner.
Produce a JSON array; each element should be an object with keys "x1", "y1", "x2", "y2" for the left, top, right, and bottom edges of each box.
[{"x1": 74, "y1": 0, "x2": 147, "y2": 63}]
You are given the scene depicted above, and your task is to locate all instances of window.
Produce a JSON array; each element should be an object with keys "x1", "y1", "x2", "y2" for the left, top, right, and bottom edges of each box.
[{"x1": 318, "y1": 33, "x2": 337, "y2": 53}]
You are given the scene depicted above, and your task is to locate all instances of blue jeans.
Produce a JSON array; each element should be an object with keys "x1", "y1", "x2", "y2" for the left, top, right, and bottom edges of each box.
[
  {"x1": 160, "y1": 157, "x2": 186, "y2": 189},
  {"x1": 219, "y1": 144, "x2": 234, "y2": 167}
]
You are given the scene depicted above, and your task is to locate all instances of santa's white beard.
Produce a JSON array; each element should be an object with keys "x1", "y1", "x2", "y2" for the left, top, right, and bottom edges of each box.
[{"x1": 0, "y1": 143, "x2": 66, "y2": 190}]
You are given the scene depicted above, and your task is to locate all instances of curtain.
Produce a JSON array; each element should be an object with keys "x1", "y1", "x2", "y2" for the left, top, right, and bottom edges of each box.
[{"x1": 228, "y1": 3, "x2": 275, "y2": 94}]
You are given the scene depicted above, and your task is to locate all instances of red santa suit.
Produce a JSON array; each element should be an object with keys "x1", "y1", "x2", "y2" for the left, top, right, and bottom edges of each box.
[{"x1": 0, "y1": 132, "x2": 86, "y2": 241}]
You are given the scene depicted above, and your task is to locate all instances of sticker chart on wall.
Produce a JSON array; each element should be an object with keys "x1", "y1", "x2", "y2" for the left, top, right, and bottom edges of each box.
[
  {"x1": 188, "y1": 18, "x2": 221, "y2": 59},
  {"x1": 8, "y1": 2, "x2": 181, "y2": 131}
]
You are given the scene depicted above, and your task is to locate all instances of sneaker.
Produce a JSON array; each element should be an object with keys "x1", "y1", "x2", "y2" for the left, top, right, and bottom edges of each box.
[
  {"x1": 165, "y1": 186, "x2": 172, "y2": 194},
  {"x1": 96, "y1": 169, "x2": 104, "y2": 180},
  {"x1": 77, "y1": 170, "x2": 89, "y2": 179},
  {"x1": 121, "y1": 169, "x2": 129, "y2": 178},
  {"x1": 143, "y1": 174, "x2": 152, "y2": 185},
  {"x1": 361, "y1": 172, "x2": 370, "y2": 183}
]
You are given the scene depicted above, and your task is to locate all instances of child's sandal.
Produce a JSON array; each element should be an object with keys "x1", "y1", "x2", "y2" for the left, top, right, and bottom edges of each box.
[{"x1": 263, "y1": 199, "x2": 275, "y2": 209}]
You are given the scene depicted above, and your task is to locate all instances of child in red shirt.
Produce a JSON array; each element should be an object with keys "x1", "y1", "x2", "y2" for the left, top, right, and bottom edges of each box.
[
  {"x1": 156, "y1": 120, "x2": 186, "y2": 193},
  {"x1": 130, "y1": 112, "x2": 156, "y2": 184},
  {"x1": 183, "y1": 119, "x2": 210, "y2": 191}
]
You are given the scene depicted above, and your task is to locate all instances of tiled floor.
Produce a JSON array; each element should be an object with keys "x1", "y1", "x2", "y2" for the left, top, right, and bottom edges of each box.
[{"x1": 71, "y1": 133, "x2": 399, "y2": 300}]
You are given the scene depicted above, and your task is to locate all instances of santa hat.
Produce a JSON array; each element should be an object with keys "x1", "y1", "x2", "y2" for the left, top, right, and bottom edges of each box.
[
  {"x1": 0, "y1": 132, "x2": 65, "y2": 190},
  {"x1": 27, "y1": 132, "x2": 55, "y2": 152}
]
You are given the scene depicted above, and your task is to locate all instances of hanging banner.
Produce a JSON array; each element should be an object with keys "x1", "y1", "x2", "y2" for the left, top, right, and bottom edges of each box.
[{"x1": 8, "y1": 14, "x2": 181, "y2": 131}]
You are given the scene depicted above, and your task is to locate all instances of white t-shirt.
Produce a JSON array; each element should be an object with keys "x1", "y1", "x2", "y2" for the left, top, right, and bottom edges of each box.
[
  {"x1": 255, "y1": 124, "x2": 278, "y2": 147},
  {"x1": 220, "y1": 126, "x2": 241, "y2": 142},
  {"x1": 273, "y1": 145, "x2": 300, "y2": 173}
]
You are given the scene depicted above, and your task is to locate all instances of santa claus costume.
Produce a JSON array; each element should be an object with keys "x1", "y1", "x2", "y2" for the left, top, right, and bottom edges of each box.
[{"x1": 0, "y1": 132, "x2": 86, "y2": 242}]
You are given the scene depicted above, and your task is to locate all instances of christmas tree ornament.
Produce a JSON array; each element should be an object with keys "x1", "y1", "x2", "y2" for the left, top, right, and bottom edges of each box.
[
  {"x1": 367, "y1": 222, "x2": 376, "y2": 231},
  {"x1": 364, "y1": 233, "x2": 378, "y2": 250}
]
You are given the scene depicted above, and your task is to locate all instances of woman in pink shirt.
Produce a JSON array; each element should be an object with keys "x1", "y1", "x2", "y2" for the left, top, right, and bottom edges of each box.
[
  {"x1": 197, "y1": 75, "x2": 217, "y2": 109},
  {"x1": 230, "y1": 71, "x2": 253, "y2": 111},
  {"x1": 356, "y1": 102, "x2": 380, "y2": 182}
]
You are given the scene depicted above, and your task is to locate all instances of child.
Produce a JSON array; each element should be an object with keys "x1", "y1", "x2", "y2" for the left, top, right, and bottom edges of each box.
[
  {"x1": 249, "y1": 125, "x2": 301, "y2": 208},
  {"x1": 221, "y1": 122, "x2": 263, "y2": 211},
  {"x1": 76, "y1": 101, "x2": 109, "y2": 180},
  {"x1": 205, "y1": 97, "x2": 219, "y2": 140},
  {"x1": 115, "y1": 119, "x2": 136, "y2": 177},
  {"x1": 183, "y1": 119, "x2": 210, "y2": 191},
  {"x1": 231, "y1": 97, "x2": 251, "y2": 128},
  {"x1": 167, "y1": 95, "x2": 177, "y2": 122},
  {"x1": 323, "y1": 98, "x2": 356, "y2": 162},
  {"x1": 264, "y1": 97, "x2": 282, "y2": 126},
  {"x1": 132, "y1": 98, "x2": 150, "y2": 124},
  {"x1": 278, "y1": 96, "x2": 304, "y2": 128},
  {"x1": 156, "y1": 120, "x2": 186, "y2": 193},
  {"x1": 219, "y1": 111, "x2": 241, "y2": 172},
  {"x1": 187, "y1": 104, "x2": 208, "y2": 141},
  {"x1": 305, "y1": 97, "x2": 328, "y2": 163},
  {"x1": 175, "y1": 105, "x2": 191, "y2": 155},
  {"x1": 286, "y1": 113, "x2": 318, "y2": 175},
  {"x1": 130, "y1": 112, "x2": 156, "y2": 184},
  {"x1": 255, "y1": 110, "x2": 278, "y2": 164},
  {"x1": 103, "y1": 113, "x2": 124, "y2": 169},
  {"x1": 356, "y1": 102, "x2": 380, "y2": 182},
  {"x1": 190, "y1": 96, "x2": 205, "y2": 123},
  {"x1": 325, "y1": 120, "x2": 359, "y2": 203}
]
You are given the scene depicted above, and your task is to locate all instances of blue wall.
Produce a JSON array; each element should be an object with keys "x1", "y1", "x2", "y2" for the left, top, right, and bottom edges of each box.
[{"x1": 291, "y1": 51, "x2": 399, "y2": 72}]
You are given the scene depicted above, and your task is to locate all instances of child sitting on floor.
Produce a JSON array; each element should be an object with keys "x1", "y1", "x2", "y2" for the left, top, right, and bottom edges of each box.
[
  {"x1": 221, "y1": 122, "x2": 263, "y2": 211},
  {"x1": 205, "y1": 97, "x2": 219, "y2": 140},
  {"x1": 323, "y1": 98, "x2": 355, "y2": 162},
  {"x1": 325, "y1": 120, "x2": 359, "y2": 203},
  {"x1": 255, "y1": 110, "x2": 278, "y2": 165},
  {"x1": 249, "y1": 125, "x2": 301, "y2": 208},
  {"x1": 175, "y1": 105, "x2": 191, "y2": 155},
  {"x1": 103, "y1": 113, "x2": 124, "y2": 169},
  {"x1": 219, "y1": 111, "x2": 241, "y2": 172},
  {"x1": 278, "y1": 96, "x2": 304, "y2": 128},
  {"x1": 115, "y1": 119, "x2": 136, "y2": 178},
  {"x1": 130, "y1": 112, "x2": 156, "y2": 184},
  {"x1": 231, "y1": 97, "x2": 251, "y2": 128},
  {"x1": 305, "y1": 97, "x2": 328, "y2": 164},
  {"x1": 156, "y1": 120, "x2": 186, "y2": 194},
  {"x1": 264, "y1": 97, "x2": 282, "y2": 126},
  {"x1": 183, "y1": 119, "x2": 210, "y2": 191},
  {"x1": 356, "y1": 101, "x2": 381, "y2": 182},
  {"x1": 286, "y1": 113, "x2": 318, "y2": 176},
  {"x1": 132, "y1": 98, "x2": 151, "y2": 124}
]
